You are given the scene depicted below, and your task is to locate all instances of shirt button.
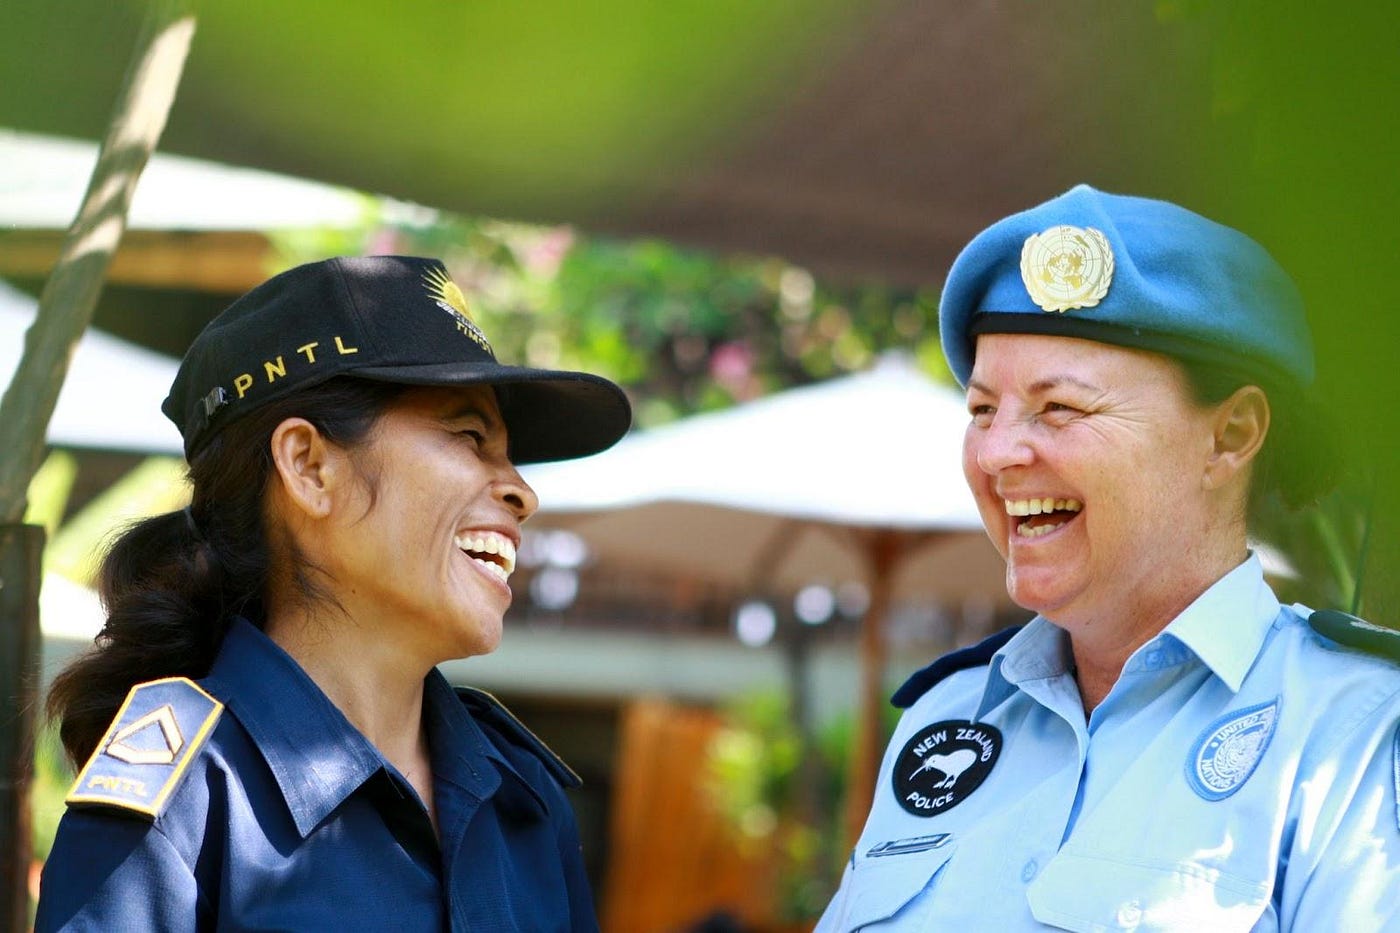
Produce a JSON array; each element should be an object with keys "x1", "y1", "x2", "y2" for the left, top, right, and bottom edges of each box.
[
  {"x1": 1116, "y1": 900, "x2": 1143, "y2": 928},
  {"x1": 1020, "y1": 859, "x2": 1038, "y2": 883}
]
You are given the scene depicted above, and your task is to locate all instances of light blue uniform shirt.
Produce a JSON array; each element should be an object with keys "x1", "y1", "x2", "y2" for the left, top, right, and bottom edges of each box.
[{"x1": 818, "y1": 556, "x2": 1400, "y2": 931}]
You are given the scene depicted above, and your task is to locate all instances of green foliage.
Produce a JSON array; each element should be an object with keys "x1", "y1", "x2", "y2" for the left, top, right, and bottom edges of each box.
[
  {"x1": 1254, "y1": 483, "x2": 1374, "y2": 615},
  {"x1": 23, "y1": 450, "x2": 78, "y2": 538},
  {"x1": 704, "y1": 688, "x2": 901, "y2": 922},
  {"x1": 706, "y1": 691, "x2": 804, "y2": 842},
  {"x1": 1181, "y1": 1, "x2": 1400, "y2": 621},
  {"x1": 277, "y1": 210, "x2": 952, "y2": 431},
  {"x1": 704, "y1": 690, "x2": 826, "y2": 920},
  {"x1": 32, "y1": 722, "x2": 71, "y2": 863},
  {"x1": 44, "y1": 456, "x2": 190, "y2": 586}
]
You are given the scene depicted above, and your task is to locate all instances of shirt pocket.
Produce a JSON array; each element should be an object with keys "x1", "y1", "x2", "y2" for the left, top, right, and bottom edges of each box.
[
  {"x1": 1026, "y1": 850, "x2": 1275, "y2": 933},
  {"x1": 828, "y1": 844, "x2": 957, "y2": 931}
]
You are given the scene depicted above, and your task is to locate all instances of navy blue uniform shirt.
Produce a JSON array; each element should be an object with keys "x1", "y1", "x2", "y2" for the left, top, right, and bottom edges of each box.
[{"x1": 37, "y1": 618, "x2": 598, "y2": 931}]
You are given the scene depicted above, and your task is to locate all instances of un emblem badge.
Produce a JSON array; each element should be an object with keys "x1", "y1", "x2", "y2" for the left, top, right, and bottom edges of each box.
[
  {"x1": 1187, "y1": 698, "x2": 1280, "y2": 801},
  {"x1": 1020, "y1": 225, "x2": 1115, "y2": 312}
]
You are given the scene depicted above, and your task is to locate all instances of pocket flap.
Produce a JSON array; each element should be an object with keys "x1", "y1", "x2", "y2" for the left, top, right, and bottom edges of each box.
[
  {"x1": 840, "y1": 844, "x2": 956, "y2": 930},
  {"x1": 1027, "y1": 850, "x2": 1271, "y2": 932}
]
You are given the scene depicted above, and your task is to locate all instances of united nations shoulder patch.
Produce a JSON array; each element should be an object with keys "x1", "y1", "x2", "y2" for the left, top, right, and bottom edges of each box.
[
  {"x1": 892, "y1": 720, "x2": 1001, "y2": 817},
  {"x1": 66, "y1": 677, "x2": 223, "y2": 819},
  {"x1": 1186, "y1": 698, "x2": 1279, "y2": 801}
]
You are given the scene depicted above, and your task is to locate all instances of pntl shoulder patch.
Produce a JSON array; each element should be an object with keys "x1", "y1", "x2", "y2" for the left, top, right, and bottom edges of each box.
[
  {"x1": 1186, "y1": 698, "x2": 1279, "y2": 801},
  {"x1": 67, "y1": 677, "x2": 223, "y2": 819},
  {"x1": 892, "y1": 720, "x2": 1001, "y2": 816}
]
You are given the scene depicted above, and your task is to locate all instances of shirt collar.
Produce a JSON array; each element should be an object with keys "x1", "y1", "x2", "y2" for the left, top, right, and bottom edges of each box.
[
  {"x1": 420, "y1": 671, "x2": 550, "y2": 818},
  {"x1": 203, "y1": 619, "x2": 534, "y2": 837},
  {"x1": 978, "y1": 617, "x2": 1073, "y2": 717},
  {"x1": 1151, "y1": 552, "x2": 1280, "y2": 692},
  {"x1": 979, "y1": 554, "x2": 1279, "y2": 715},
  {"x1": 204, "y1": 619, "x2": 385, "y2": 838}
]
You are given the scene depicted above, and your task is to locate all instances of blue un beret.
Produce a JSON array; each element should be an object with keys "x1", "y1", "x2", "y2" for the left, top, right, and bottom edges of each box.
[{"x1": 939, "y1": 185, "x2": 1313, "y2": 390}]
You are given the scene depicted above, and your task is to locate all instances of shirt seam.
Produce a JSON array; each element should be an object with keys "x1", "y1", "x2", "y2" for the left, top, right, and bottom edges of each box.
[
  {"x1": 1305, "y1": 678, "x2": 1400, "y2": 760},
  {"x1": 149, "y1": 820, "x2": 215, "y2": 918}
]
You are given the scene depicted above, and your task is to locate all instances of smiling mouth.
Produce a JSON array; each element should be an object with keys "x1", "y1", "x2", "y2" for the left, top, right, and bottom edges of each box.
[
  {"x1": 454, "y1": 531, "x2": 518, "y2": 583},
  {"x1": 1004, "y1": 497, "x2": 1083, "y2": 539}
]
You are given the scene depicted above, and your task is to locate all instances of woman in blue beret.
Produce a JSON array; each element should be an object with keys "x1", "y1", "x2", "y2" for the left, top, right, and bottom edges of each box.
[
  {"x1": 37, "y1": 256, "x2": 630, "y2": 931},
  {"x1": 819, "y1": 186, "x2": 1400, "y2": 931}
]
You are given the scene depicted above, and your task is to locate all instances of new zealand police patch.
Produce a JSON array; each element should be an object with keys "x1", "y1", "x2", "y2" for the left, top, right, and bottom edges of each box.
[
  {"x1": 1187, "y1": 698, "x2": 1279, "y2": 801},
  {"x1": 892, "y1": 720, "x2": 1001, "y2": 817}
]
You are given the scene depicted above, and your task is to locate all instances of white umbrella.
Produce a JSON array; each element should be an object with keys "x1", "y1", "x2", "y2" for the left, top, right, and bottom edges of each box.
[
  {"x1": 522, "y1": 352, "x2": 1014, "y2": 840},
  {"x1": 526, "y1": 353, "x2": 975, "y2": 524},
  {"x1": 0, "y1": 128, "x2": 376, "y2": 232},
  {"x1": 523, "y1": 352, "x2": 1008, "y2": 603},
  {"x1": 0, "y1": 279, "x2": 183, "y2": 454}
]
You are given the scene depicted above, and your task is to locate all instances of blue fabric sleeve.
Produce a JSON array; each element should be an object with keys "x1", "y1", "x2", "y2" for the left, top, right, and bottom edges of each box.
[
  {"x1": 1283, "y1": 714, "x2": 1400, "y2": 928},
  {"x1": 35, "y1": 809, "x2": 203, "y2": 932}
]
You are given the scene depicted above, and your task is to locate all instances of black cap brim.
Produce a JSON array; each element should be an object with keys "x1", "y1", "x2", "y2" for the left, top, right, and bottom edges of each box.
[{"x1": 350, "y1": 361, "x2": 631, "y2": 464}]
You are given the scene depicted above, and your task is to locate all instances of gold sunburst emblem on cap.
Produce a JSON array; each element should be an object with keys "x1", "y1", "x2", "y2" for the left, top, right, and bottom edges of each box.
[
  {"x1": 424, "y1": 265, "x2": 476, "y2": 322},
  {"x1": 423, "y1": 265, "x2": 492, "y2": 352},
  {"x1": 1019, "y1": 225, "x2": 1115, "y2": 313}
]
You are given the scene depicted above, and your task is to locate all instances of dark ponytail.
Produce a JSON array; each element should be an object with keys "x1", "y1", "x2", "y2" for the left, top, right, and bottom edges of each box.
[{"x1": 47, "y1": 377, "x2": 407, "y2": 766}]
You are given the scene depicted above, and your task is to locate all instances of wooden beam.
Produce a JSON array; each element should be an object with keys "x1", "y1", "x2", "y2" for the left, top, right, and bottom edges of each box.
[{"x1": 0, "y1": 229, "x2": 274, "y2": 293}]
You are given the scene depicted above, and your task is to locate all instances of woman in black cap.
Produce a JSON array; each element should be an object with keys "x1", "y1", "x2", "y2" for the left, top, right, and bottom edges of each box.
[{"x1": 36, "y1": 256, "x2": 630, "y2": 931}]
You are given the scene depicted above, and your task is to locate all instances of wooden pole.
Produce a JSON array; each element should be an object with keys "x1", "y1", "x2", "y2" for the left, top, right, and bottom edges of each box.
[
  {"x1": 0, "y1": 0, "x2": 195, "y2": 922},
  {"x1": 0, "y1": 525, "x2": 43, "y2": 933},
  {"x1": 843, "y1": 530, "x2": 905, "y2": 849},
  {"x1": 0, "y1": 0, "x2": 195, "y2": 522}
]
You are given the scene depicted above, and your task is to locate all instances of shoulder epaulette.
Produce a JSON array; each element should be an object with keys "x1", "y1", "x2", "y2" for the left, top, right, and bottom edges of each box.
[
  {"x1": 1309, "y1": 609, "x2": 1400, "y2": 663},
  {"x1": 891, "y1": 625, "x2": 1023, "y2": 709},
  {"x1": 455, "y1": 686, "x2": 581, "y2": 788},
  {"x1": 66, "y1": 676, "x2": 223, "y2": 819}
]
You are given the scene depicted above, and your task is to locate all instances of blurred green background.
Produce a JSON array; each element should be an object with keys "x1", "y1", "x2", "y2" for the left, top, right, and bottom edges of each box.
[{"x1": 5, "y1": 0, "x2": 1400, "y2": 924}]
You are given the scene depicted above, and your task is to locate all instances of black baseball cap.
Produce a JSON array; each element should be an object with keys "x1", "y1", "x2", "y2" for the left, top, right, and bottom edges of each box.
[{"x1": 162, "y1": 255, "x2": 631, "y2": 463}]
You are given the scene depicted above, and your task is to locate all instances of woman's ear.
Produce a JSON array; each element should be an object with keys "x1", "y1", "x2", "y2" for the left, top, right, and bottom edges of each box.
[
  {"x1": 269, "y1": 418, "x2": 343, "y2": 519},
  {"x1": 1203, "y1": 385, "x2": 1270, "y2": 490}
]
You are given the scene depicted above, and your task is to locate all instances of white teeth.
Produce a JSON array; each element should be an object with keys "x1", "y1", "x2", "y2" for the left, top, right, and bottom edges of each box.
[
  {"x1": 1016, "y1": 521, "x2": 1066, "y2": 539},
  {"x1": 453, "y1": 531, "x2": 517, "y2": 577},
  {"x1": 473, "y1": 558, "x2": 509, "y2": 582},
  {"x1": 1003, "y1": 498, "x2": 1082, "y2": 516}
]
